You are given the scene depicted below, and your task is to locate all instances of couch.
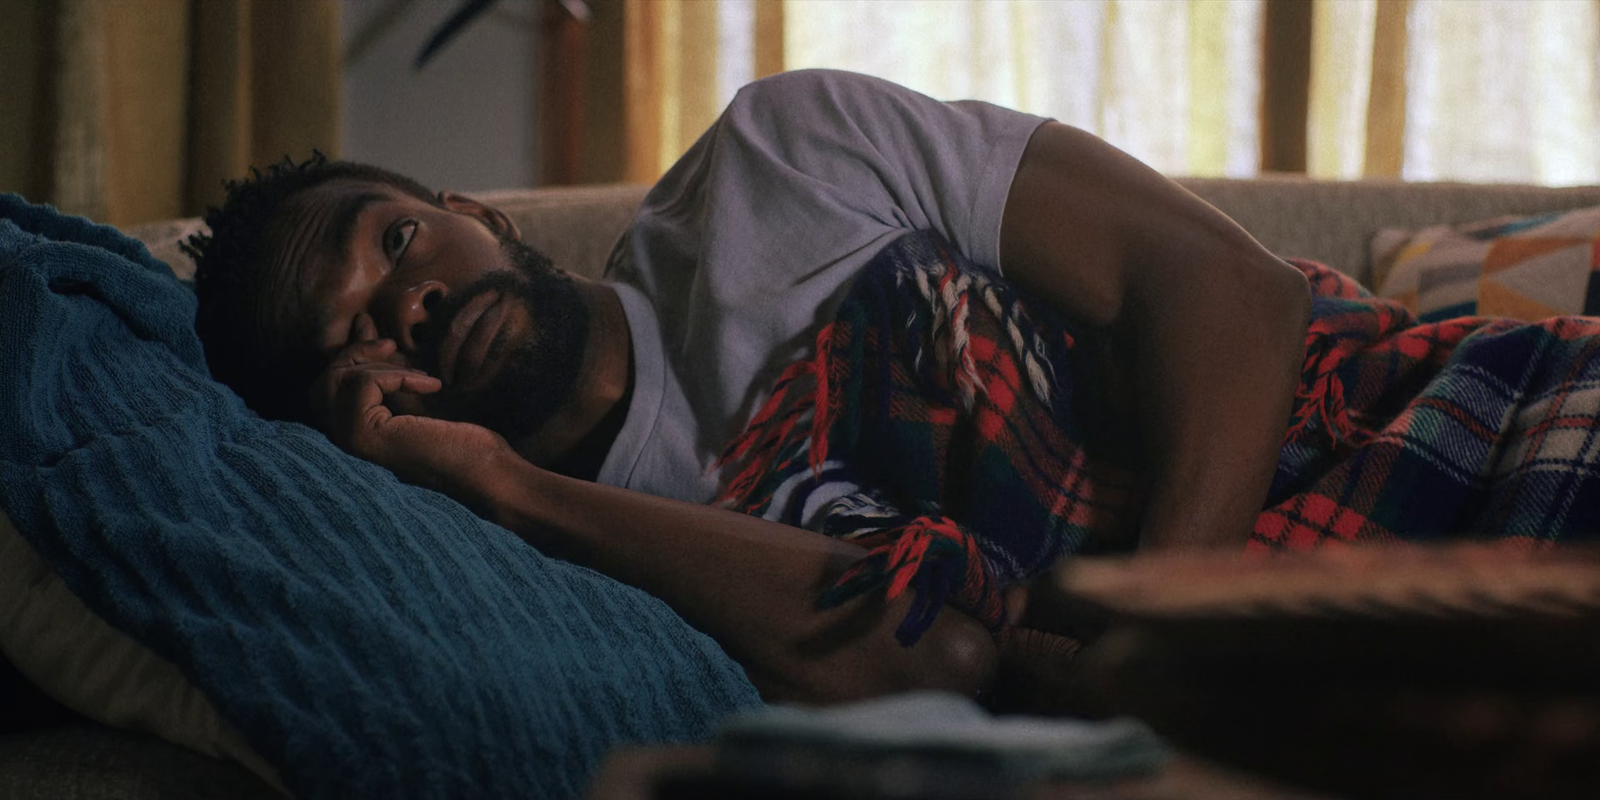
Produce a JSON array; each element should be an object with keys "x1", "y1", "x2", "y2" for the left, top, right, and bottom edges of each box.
[
  {"x1": 7, "y1": 175, "x2": 1600, "y2": 799},
  {"x1": 126, "y1": 177, "x2": 1600, "y2": 289}
]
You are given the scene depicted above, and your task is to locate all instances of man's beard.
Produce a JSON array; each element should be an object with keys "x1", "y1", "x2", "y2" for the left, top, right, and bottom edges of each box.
[{"x1": 411, "y1": 239, "x2": 590, "y2": 446}]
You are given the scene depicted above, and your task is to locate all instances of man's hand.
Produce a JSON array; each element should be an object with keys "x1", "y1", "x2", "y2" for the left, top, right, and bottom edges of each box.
[{"x1": 309, "y1": 315, "x2": 515, "y2": 506}]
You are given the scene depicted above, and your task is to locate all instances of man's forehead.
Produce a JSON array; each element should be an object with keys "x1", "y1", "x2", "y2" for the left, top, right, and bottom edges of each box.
[
  {"x1": 261, "y1": 180, "x2": 408, "y2": 351},
  {"x1": 273, "y1": 181, "x2": 381, "y2": 267}
]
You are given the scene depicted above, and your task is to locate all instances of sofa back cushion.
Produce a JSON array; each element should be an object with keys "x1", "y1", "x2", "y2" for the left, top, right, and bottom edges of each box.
[
  {"x1": 135, "y1": 180, "x2": 1600, "y2": 291},
  {"x1": 130, "y1": 184, "x2": 651, "y2": 285},
  {"x1": 1178, "y1": 177, "x2": 1600, "y2": 286}
]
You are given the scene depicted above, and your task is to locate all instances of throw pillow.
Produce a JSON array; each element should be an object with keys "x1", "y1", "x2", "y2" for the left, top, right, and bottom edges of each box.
[
  {"x1": 0, "y1": 194, "x2": 762, "y2": 800},
  {"x1": 1371, "y1": 205, "x2": 1600, "y2": 322}
]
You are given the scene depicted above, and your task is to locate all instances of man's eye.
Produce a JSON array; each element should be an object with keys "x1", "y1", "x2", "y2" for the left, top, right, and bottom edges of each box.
[{"x1": 384, "y1": 219, "x2": 418, "y2": 263}]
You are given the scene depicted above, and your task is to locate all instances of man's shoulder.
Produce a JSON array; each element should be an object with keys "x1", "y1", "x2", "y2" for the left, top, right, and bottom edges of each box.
[
  {"x1": 734, "y1": 68, "x2": 899, "y2": 96},
  {"x1": 637, "y1": 71, "x2": 930, "y2": 213},
  {"x1": 726, "y1": 69, "x2": 926, "y2": 120}
]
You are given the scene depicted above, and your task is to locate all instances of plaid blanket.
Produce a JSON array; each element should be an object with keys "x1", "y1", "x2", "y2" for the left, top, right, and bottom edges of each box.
[
  {"x1": 1259, "y1": 259, "x2": 1600, "y2": 550},
  {"x1": 718, "y1": 232, "x2": 1600, "y2": 645}
]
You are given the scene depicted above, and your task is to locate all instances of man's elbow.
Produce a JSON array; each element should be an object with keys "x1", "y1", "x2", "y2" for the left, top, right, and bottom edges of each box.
[
  {"x1": 764, "y1": 603, "x2": 999, "y2": 705},
  {"x1": 1276, "y1": 260, "x2": 1313, "y2": 367},
  {"x1": 1274, "y1": 257, "x2": 1313, "y2": 327},
  {"x1": 896, "y1": 606, "x2": 1000, "y2": 698},
  {"x1": 1242, "y1": 253, "x2": 1312, "y2": 343}
]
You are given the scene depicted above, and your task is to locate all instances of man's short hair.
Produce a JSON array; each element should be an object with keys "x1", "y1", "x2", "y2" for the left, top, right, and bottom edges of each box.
[{"x1": 183, "y1": 153, "x2": 439, "y2": 422}]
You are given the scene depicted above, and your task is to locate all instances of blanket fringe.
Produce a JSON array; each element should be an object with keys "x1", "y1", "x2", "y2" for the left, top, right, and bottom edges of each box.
[
  {"x1": 817, "y1": 516, "x2": 1006, "y2": 645},
  {"x1": 718, "y1": 233, "x2": 1079, "y2": 647},
  {"x1": 718, "y1": 330, "x2": 834, "y2": 513},
  {"x1": 1285, "y1": 317, "x2": 1366, "y2": 449}
]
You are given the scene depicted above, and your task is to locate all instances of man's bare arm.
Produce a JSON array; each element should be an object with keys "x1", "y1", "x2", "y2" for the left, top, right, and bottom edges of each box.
[
  {"x1": 310, "y1": 339, "x2": 997, "y2": 704},
  {"x1": 1000, "y1": 122, "x2": 1312, "y2": 550},
  {"x1": 473, "y1": 452, "x2": 998, "y2": 703}
]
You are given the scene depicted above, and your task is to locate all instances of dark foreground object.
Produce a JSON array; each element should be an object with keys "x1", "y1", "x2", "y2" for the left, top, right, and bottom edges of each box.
[
  {"x1": 0, "y1": 722, "x2": 281, "y2": 800},
  {"x1": 1058, "y1": 543, "x2": 1600, "y2": 800}
]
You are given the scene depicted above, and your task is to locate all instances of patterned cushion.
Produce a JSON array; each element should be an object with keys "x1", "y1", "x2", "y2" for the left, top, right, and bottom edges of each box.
[{"x1": 1371, "y1": 205, "x2": 1600, "y2": 322}]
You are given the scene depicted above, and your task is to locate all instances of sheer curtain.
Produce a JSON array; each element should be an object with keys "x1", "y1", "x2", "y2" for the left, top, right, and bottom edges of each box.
[
  {"x1": 1310, "y1": 0, "x2": 1600, "y2": 185},
  {"x1": 783, "y1": 0, "x2": 1263, "y2": 178},
  {"x1": 620, "y1": 0, "x2": 1600, "y2": 188},
  {"x1": 623, "y1": 0, "x2": 1264, "y2": 180},
  {"x1": 621, "y1": 0, "x2": 783, "y2": 181}
]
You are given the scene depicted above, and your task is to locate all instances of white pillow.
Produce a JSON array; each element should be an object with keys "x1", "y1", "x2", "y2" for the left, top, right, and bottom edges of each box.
[{"x1": 0, "y1": 508, "x2": 286, "y2": 795}]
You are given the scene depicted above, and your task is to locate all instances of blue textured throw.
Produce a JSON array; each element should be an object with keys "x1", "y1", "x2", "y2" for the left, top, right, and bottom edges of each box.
[{"x1": 0, "y1": 195, "x2": 761, "y2": 798}]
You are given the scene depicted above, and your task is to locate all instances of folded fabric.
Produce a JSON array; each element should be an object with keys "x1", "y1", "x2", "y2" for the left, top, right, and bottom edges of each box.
[
  {"x1": 714, "y1": 691, "x2": 1168, "y2": 798},
  {"x1": 1261, "y1": 260, "x2": 1600, "y2": 548},
  {"x1": 722, "y1": 233, "x2": 1600, "y2": 650},
  {"x1": 719, "y1": 231, "x2": 1137, "y2": 646},
  {"x1": 0, "y1": 194, "x2": 761, "y2": 799}
]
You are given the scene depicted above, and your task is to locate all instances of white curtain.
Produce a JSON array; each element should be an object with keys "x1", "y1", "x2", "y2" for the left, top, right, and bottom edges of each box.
[
  {"x1": 1406, "y1": 0, "x2": 1600, "y2": 185},
  {"x1": 629, "y1": 0, "x2": 1600, "y2": 186},
  {"x1": 1309, "y1": 0, "x2": 1600, "y2": 185},
  {"x1": 780, "y1": 0, "x2": 1263, "y2": 178}
]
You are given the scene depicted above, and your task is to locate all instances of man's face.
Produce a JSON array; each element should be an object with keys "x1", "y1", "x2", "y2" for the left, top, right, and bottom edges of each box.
[{"x1": 266, "y1": 179, "x2": 589, "y2": 442}]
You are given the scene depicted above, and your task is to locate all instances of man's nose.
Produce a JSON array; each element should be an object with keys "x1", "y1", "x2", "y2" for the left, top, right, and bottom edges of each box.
[{"x1": 385, "y1": 280, "x2": 448, "y2": 354}]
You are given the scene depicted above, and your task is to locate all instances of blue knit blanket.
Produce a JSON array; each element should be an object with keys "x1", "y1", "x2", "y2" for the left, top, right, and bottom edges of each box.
[{"x1": 0, "y1": 195, "x2": 761, "y2": 798}]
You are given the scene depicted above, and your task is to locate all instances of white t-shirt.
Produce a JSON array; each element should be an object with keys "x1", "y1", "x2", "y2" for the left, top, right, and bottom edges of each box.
[{"x1": 596, "y1": 70, "x2": 1047, "y2": 503}]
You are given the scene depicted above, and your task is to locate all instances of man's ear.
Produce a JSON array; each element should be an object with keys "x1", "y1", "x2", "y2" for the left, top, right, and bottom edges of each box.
[{"x1": 437, "y1": 190, "x2": 522, "y2": 241}]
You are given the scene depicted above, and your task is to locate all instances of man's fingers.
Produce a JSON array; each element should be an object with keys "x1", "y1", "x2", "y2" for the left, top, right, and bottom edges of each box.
[
  {"x1": 307, "y1": 321, "x2": 451, "y2": 464},
  {"x1": 1004, "y1": 585, "x2": 1029, "y2": 626},
  {"x1": 353, "y1": 313, "x2": 379, "y2": 343},
  {"x1": 319, "y1": 363, "x2": 436, "y2": 403},
  {"x1": 316, "y1": 365, "x2": 441, "y2": 444},
  {"x1": 334, "y1": 367, "x2": 441, "y2": 411},
  {"x1": 330, "y1": 337, "x2": 398, "y2": 368},
  {"x1": 334, "y1": 370, "x2": 404, "y2": 442},
  {"x1": 397, "y1": 371, "x2": 442, "y2": 395}
]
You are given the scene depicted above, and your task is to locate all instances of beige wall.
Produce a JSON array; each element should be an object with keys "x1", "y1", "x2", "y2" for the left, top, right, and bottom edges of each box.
[{"x1": 341, "y1": 0, "x2": 541, "y2": 192}]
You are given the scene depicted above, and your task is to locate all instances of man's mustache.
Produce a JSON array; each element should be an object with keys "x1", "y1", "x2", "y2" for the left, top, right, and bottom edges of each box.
[{"x1": 410, "y1": 271, "x2": 536, "y2": 378}]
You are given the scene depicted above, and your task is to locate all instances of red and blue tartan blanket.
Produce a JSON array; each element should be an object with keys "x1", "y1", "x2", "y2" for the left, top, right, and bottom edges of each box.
[{"x1": 717, "y1": 231, "x2": 1600, "y2": 645}]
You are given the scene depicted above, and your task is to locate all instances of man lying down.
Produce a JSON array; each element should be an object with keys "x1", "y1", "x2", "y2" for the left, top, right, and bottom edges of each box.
[{"x1": 183, "y1": 69, "x2": 1600, "y2": 707}]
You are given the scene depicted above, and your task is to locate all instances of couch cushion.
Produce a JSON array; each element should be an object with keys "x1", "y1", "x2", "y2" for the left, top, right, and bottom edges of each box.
[
  {"x1": 0, "y1": 723, "x2": 282, "y2": 800},
  {"x1": 475, "y1": 184, "x2": 648, "y2": 281},
  {"x1": 124, "y1": 184, "x2": 650, "y2": 284},
  {"x1": 1178, "y1": 177, "x2": 1600, "y2": 286},
  {"x1": 0, "y1": 653, "x2": 73, "y2": 735},
  {"x1": 0, "y1": 508, "x2": 284, "y2": 792}
]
